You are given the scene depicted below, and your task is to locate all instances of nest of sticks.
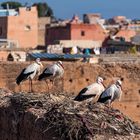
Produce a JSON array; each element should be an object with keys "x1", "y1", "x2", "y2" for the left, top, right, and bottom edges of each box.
[{"x1": 0, "y1": 90, "x2": 140, "y2": 140}]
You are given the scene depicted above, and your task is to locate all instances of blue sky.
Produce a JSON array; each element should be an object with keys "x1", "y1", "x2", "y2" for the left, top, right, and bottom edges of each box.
[{"x1": 0, "y1": 0, "x2": 140, "y2": 19}]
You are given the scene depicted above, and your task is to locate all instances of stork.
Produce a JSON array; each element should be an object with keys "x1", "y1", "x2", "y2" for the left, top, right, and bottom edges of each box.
[
  {"x1": 38, "y1": 61, "x2": 64, "y2": 91},
  {"x1": 74, "y1": 76, "x2": 105, "y2": 102},
  {"x1": 16, "y1": 58, "x2": 43, "y2": 92},
  {"x1": 98, "y1": 79, "x2": 123, "y2": 107}
]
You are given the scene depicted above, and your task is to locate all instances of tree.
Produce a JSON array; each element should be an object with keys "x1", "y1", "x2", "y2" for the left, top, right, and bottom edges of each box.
[
  {"x1": 1, "y1": 1, "x2": 22, "y2": 9},
  {"x1": 33, "y1": 2, "x2": 53, "y2": 17}
]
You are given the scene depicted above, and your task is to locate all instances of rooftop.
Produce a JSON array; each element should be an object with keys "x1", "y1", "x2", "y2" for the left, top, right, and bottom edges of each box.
[
  {"x1": 28, "y1": 53, "x2": 91, "y2": 61},
  {"x1": 115, "y1": 29, "x2": 136, "y2": 41},
  {"x1": 0, "y1": 9, "x2": 18, "y2": 17}
]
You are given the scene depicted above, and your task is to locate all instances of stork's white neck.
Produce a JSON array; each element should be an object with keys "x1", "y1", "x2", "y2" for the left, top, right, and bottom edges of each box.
[
  {"x1": 116, "y1": 84, "x2": 122, "y2": 90},
  {"x1": 97, "y1": 81, "x2": 106, "y2": 88}
]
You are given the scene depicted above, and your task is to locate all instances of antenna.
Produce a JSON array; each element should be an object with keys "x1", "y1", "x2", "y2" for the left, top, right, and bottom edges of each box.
[{"x1": 6, "y1": 3, "x2": 9, "y2": 10}]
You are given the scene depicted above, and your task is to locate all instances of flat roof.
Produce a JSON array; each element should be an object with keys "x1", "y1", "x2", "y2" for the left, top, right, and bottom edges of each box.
[
  {"x1": 0, "y1": 9, "x2": 18, "y2": 16},
  {"x1": 29, "y1": 53, "x2": 91, "y2": 60}
]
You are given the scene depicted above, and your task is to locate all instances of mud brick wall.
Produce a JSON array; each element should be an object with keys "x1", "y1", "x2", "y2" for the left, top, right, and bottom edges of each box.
[
  {"x1": 0, "y1": 104, "x2": 60, "y2": 140},
  {"x1": 0, "y1": 61, "x2": 140, "y2": 122}
]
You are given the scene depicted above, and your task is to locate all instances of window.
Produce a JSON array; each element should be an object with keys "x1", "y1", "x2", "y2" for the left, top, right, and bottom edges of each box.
[
  {"x1": 26, "y1": 7, "x2": 31, "y2": 11},
  {"x1": 0, "y1": 27, "x2": 2, "y2": 36},
  {"x1": 24, "y1": 25, "x2": 31, "y2": 31},
  {"x1": 81, "y1": 30, "x2": 85, "y2": 36}
]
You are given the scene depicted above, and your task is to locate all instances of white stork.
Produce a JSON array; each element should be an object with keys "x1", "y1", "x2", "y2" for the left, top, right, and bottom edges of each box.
[
  {"x1": 98, "y1": 79, "x2": 123, "y2": 107},
  {"x1": 16, "y1": 58, "x2": 43, "y2": 92},
  {"x1": 38, "y1": 61, "x2": 64, "y2": 91},
  {"x1": 74, "y1": 76, "x2": 105, "y2": 102}
]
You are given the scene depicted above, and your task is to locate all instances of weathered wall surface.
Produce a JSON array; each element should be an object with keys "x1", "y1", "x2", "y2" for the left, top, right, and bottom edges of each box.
[
  {"x1": 38, "y1": 17, "x2": 51, "y2": 46},
  {"x1": 7, "y1": 7, "x2": 38, "y2": 48},
  {"x1": 0, "y1": 61, "x2": 140, "y2": 122},
  {"x1": 0, "y1": 99, "x2": 60, "y2": 140},
  {"x1": 0, "y1": 17, "x2": 7, "y2": 39}
]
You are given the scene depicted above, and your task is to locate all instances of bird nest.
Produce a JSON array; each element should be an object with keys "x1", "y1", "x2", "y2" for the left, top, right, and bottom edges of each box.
[{"x1": 0, "y1": 90, "x2": 140, "y2": 140}]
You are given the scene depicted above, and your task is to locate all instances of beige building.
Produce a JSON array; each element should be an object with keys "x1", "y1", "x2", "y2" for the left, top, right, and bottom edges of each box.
[
  {"x1": 0, "y1": 7, "x2": 38, "y2": 49},
  {"x1": 83, "y1": 13, "x2": 101, "y2": 24},
  {"x1": 38, "y1": 17, "x2": 51, "y2": 46}
]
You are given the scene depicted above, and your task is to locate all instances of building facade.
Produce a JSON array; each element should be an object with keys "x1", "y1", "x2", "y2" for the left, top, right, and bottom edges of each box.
[
  {"x1": 0, "y1": 7, "x2": 38, "y2": 49},
  {"x1": 38, "y1": 17, "x2": 51, "y2": 46},
  {"x1": 83, "y1": 13, "x2": 101, "y2": 24},
  {"x1": 115, "y1": 29, "x2": 136, "y2": 42},
  {"x1": 46, "y1": 21, "x2": 107, "y2": 48}
]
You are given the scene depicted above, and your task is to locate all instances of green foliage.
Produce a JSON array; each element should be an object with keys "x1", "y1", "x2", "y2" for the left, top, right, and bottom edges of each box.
[
  {"x1": 33, "y1": 2, "x2": 53, "y2": 17},
  {"x1": 129, "y1": 46, "x2": 137, "y2": 54},
  {"x1": 1, "y1": 1, "x2": 22, "y2": 9}
]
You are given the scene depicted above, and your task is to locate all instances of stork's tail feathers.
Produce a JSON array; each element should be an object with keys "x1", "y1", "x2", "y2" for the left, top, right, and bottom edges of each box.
[
  {"x1": 74, "y1": 88, "x2": 88, "y2": 101},
  {"x1": 16, "y1": 68, "x2": 26, "y2": 85},
  {"x1": 74, "y1": 95, "x2": 82, "y2": 101},
  {"x1": 97, "y1": 96, "x2": 112, "y2": 103},
  {"x1": 38, "y1": 73, "x2": 53, "y2": 81},
  {"x1": 16, "y1": 75, "x2": 24, "y2": 85},
  {"x1": 16, "y1": 78, "x2": 21, "y2": 85},
  {"x1": 38, "y1": 73, "x2": 44, "y2": 81},
  {"x1": 16, "y1": 69, "x2": 34, "y2": 85}
]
